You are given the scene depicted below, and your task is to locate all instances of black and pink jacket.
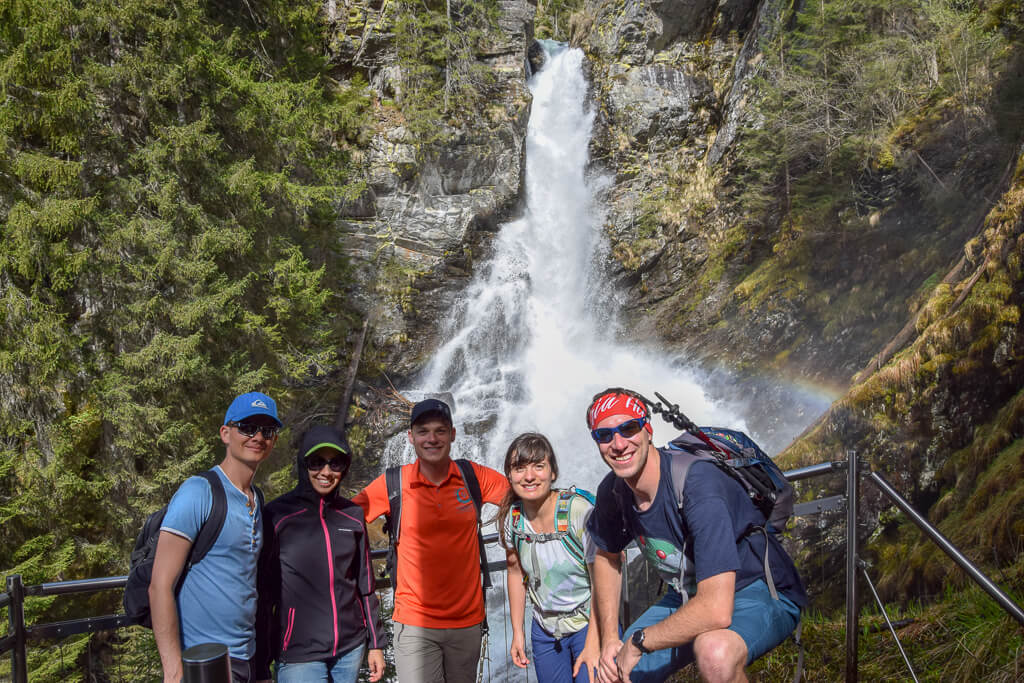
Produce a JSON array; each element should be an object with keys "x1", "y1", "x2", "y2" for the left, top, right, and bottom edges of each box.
[{"x1": 255, "y1": 460, "x2": 385, "y2": 678}]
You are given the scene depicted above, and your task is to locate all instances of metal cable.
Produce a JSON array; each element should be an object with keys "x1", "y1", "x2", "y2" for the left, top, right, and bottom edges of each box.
[{"x1": 859, "y1": 559, "x2": 919, "y2": 683}]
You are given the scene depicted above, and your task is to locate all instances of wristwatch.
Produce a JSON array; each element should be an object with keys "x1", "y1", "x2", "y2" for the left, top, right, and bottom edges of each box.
[{"x1": 631, "y1": 628, "x2": 652, "y2": 654}]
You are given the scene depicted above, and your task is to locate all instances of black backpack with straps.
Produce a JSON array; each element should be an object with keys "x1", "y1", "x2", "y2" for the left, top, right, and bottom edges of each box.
[
  {"x1": 123, "y1": 470, "x2": 264, "y2": 627},
  {"x1": 664, "y1": 427, "x2": 794, "y2": 533}
]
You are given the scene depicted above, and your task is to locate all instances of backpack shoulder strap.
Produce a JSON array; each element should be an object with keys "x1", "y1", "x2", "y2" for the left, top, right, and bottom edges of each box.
[
  {"x1": 454, "y1": 459, "x2": 492, "y2": 591},
  {"x1": 382, "y1": 465, "x2": 404, "y2": 589},
  {"x1": 510, "y1": 501, "x2": 525, "y2": 558},
  {"x1": 573, "y1": 487, "x2": 597, "y2": 506},
  {"x1": 556, "y1": 489, "x2": 590, "y2": 570},
  {"x1": 385, "y1": 465, "x2": 403, "y2": 542},
  {"x1": 555, "y1": 489, "x2": 574, "y2": 533},
  {"x1": 665, "y1": 449, "x2": 701, "y2": 510},
  {"x1": 190, "y1": 470, "x2": 228, "y2": 566},
  {"x1": 455, "y1": 458, "x2": 484, "y2": 512}
]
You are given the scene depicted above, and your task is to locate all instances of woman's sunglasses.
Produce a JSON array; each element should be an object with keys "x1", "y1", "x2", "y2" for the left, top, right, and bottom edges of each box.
[
  {"x1": 591, "y1": 417, "x2": 648, "y2": 444},
  {"x1": 229, "y1": 421, "x2": 280, "y2": 439},
  {"x1": 306, "y1": 455, "x2": 346, "y2": 472}
]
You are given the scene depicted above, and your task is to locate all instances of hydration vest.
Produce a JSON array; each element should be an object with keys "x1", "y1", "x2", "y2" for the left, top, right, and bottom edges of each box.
[{"x1": 509, "y1": 487, "x2": 596, "y2": 572}]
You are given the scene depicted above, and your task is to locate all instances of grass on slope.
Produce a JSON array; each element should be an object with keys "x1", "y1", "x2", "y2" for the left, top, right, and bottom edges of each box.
[{"x1": 667, "y1": 572, "x2": 1024, "y2": 681}]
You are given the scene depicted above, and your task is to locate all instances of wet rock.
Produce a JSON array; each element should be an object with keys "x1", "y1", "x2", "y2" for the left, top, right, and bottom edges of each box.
[{"x1": 527, "y1": 40, "x2": 546, "y2": 74}]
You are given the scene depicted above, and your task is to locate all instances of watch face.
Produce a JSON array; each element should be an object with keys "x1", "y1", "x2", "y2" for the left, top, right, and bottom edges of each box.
[{"x1": 631, "y1": 629, "x2": 646, "y2": 651}]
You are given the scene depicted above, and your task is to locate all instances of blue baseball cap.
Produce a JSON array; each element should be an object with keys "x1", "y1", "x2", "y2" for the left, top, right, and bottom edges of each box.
[{"x1": 224, "y1": 391, "x2": 282, "y2": 427}]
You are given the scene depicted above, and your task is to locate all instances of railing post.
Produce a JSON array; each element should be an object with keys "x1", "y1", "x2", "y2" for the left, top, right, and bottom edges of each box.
[
  {"x1": 7, "y1": 575, "x2": 27, "y2": 683},
  {"x1": 845, "y1": 450, "x2": 859, "y2": 683}
]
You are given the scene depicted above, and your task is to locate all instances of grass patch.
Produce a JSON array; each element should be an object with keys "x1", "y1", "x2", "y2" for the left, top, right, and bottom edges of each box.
[{"x1": 666, "y1": 578, "x2": 1024, "y2": 681}]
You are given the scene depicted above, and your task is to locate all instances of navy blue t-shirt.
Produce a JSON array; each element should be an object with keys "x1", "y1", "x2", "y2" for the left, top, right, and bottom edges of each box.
[{"x1": 587, "y1": 450, "x2": 807, "y2": 607}]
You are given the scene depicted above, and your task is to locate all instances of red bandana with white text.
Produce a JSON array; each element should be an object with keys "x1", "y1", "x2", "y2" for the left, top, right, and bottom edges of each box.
[{"x1": 587, "y1": 393, "x2": 653, "y2": 435}]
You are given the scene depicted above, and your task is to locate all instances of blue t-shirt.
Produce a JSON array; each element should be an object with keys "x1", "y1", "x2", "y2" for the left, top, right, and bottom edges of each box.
[
  {"x1": 161, "y1": 466, "x2": 263, "y2": 658},
  {"x1": 587, "y1": 451, "x2": 807, "y2": 607}
]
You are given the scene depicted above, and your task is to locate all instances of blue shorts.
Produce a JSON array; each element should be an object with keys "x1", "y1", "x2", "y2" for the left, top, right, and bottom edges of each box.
[{"x1": 622, "y1": 579, "x2": 801, "y2": 683}]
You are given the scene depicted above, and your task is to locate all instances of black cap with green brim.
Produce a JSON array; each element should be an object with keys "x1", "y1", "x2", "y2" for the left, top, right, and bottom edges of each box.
[{"x1": 299, "y1": 425, "x2": 352, "y2": 465}]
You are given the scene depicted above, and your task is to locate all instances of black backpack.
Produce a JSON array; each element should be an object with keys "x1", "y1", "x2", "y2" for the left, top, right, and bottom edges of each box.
[
  {"x1": 123, "y1": 470, "x2": 263, "y2": 627},
  {"x1": 382, "y1": 459, "x2": 491, "y2": 619},
  {"x1": 665, "y1": 427, "x2": 794, "y2": 532},
  {"x1": 658, "y1": 427, "x2": 794, "y2": 599}
]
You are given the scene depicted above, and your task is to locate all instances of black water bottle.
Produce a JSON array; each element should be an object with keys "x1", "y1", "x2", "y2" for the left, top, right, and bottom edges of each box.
[{"x1": 181, "y1": 642, "x2": 231, "y2": 683}]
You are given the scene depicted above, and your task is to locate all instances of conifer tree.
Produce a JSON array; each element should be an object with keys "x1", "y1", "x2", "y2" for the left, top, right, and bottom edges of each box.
[
  {"x1": 392, "y1": 0, "x2": 500, "y2": 138},
  {"x1": 0, "y1": 0, "x2": 370, "y2": 678}
]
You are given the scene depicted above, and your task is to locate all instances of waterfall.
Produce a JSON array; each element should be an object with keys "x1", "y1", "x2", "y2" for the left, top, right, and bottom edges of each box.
[
  {"x1": 386, "y1": 45, "x2": 746, "y2": 489},
  {"x1": 379, "y1": 46, "x2": 758, "y2": 680}
]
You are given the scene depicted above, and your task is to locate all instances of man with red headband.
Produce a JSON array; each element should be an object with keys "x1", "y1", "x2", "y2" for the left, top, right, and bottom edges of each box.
[{"x1": 584, "y1": 388, "x2": 806, "y2": 683}]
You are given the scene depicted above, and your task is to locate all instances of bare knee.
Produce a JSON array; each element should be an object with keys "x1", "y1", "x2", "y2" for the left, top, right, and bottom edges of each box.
[{"x1": 693, "y1": 630, "x2": 748, "y2": 683}]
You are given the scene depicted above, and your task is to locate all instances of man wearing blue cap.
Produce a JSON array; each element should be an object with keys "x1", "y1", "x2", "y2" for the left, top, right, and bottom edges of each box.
[{"x1": 151, "y1": 392, "x2": 282, "y2": 683}]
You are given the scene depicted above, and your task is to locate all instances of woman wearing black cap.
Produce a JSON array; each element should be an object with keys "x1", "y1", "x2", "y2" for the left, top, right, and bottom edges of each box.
[{"x1": 255, "y1": 425, "x2": 386, "y2": 683}]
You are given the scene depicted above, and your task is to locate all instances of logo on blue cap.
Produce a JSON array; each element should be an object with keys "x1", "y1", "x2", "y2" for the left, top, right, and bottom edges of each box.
[{"x1": 224, "y1": 391, "x2": 282, "y2": 427}]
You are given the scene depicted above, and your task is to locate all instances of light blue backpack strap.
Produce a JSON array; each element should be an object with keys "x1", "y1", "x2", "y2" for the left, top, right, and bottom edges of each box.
[
  {"x1": 510, "y1": 502, "x2": 526, "y2": 559},
  {"x1": 573, "y1": 487, "x2": 596, "y2": 505},
  {"x1": 558, "y1": 488, "x2": 594, "y2": 571}
]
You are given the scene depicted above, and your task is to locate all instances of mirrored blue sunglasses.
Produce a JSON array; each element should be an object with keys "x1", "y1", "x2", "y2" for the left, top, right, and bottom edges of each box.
[{"x1": 591, "y1": 416, "x2": 648, "y2": 444}]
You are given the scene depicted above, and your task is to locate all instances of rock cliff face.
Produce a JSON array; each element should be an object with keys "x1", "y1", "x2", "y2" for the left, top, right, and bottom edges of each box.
[
  {"x1": 572, "y1": 0, "x2": 1019, "y2": 446},
  {"x1": 328, "y1": 0, "x2": 535, "y2": 377},
  {"x1": 782, "y1": 150, "x2": 1024, "y2": 605},
  {"x1": 569, "y1": 0, "x2": 1024, "y2": 604}
]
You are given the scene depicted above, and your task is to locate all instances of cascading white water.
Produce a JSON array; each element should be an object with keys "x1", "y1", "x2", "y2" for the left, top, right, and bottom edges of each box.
[
  {"x1": 386, "y1": 45, "x2": 747, "y2": 490},
  {"x1": 382, "y1": 45, "x2": 755, "y2": 680}
]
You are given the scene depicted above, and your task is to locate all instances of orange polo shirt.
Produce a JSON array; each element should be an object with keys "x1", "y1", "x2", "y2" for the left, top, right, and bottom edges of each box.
[{"x1": 353, "y1": 459, "x2": 509, "y2": 629}]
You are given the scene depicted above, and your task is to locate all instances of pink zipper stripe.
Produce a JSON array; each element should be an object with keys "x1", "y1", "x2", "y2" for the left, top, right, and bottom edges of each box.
[
  {"x1": 320, "y1": 499, "x2": 340, "y2": 655},
  {"x1": 282, "y1": 607, "x2": 296, "y2": 651}
]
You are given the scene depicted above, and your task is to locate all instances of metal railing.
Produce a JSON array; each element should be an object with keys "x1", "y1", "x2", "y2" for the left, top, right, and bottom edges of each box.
[{"x1": 3, "y1": 455, "x2": 1023, "y2": 682}]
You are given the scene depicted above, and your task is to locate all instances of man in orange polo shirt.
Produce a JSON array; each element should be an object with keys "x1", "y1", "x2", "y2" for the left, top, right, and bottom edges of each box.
[{"x1": 353, "y1": 398, "x2": 508, "y2": 682}]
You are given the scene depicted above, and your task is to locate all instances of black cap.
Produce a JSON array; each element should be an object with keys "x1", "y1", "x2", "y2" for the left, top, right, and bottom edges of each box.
[{"x1": 410, "y1": 398, "x2": 453, "y2": 427}]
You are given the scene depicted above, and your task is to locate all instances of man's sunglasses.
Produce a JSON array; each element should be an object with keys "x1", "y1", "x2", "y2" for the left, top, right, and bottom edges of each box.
[
  {"x1": 229, "y1": 422, "x2": 280, "y2": 439},
  {"x1": 305, "y1": 455, "x2": 346, "y2": 472},
  {"x1": 591, "y1": 417, "x2": 648, "y2": 444}
]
